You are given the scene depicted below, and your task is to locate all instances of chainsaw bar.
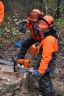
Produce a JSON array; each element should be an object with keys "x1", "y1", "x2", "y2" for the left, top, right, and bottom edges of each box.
[{"x1": 0, "y1": 59, "x2": 14, "y2": 66}]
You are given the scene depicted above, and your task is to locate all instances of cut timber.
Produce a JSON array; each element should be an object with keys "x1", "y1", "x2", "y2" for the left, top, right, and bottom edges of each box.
[
  {"x1": 0, "y1": 70, "x2": 27, "y2": 96},
  {"x1": 0, "y1": 63, "x2": 29, "y2": 96},
  {"x1": 0, "y1": 71, "x2": 23, "y2": 84},
  {"x1": 0, "y1": 64, "x2": 14, "y2": 72}
]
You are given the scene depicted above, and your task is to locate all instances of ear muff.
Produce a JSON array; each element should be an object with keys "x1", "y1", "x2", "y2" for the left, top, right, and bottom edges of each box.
[{"x1": 42, "y1": 15, "x2": 54, "y2": 28}]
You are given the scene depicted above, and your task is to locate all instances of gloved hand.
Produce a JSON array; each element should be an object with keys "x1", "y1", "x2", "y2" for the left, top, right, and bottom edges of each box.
[
  {"x1": 46, "y1": 68, "x2": 49, "y2": 72},
  {"x1": 33, "y1": 70, "x2": 41, "y2": 78},
  {"x1": 15, "y1": 39, "x2": 24, "y2": 48}
]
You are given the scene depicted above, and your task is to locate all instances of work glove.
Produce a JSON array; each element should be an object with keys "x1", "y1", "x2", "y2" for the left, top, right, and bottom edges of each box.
[
  {"x1": 46, "y1": 68, "x2": 49, "y2": 72},
  {"x1": 33, "y1": 70, "x2": 41, "y2": 78},
  {"x1": 19, "y1": 21, "x2": 27, "y2": 33},
  {"x1": 15, "y1": 39, "x2": 24, "y2": 48}
]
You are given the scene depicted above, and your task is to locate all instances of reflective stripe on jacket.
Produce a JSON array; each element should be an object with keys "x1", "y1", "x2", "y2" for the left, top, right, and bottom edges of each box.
[
  {"x1": 0, "y1": 1, "x2": 4, "y2": 25},
  {"x1": 38, "y1": 35, "x2": 58, "y2": 75}
]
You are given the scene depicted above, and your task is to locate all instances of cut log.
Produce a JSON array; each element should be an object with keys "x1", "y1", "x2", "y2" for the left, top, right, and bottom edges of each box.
[
  {"x1": 0, "y1": 71, "x2": 23, "y2": 84},
  {"x1": 0, "y1": 63, "x2": 29, "y2": 96},
  {"x1": 0, "y1": 59, "x2": 38, "y2": 96},
  {"x1": 0, "y1": 64, "x2": 14, "y2": 73}
]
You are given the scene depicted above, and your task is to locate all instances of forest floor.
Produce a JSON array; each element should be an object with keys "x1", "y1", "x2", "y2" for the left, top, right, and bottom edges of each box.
[{"x1": 0, "y1": 12, "x2": 64, "y2": 96}]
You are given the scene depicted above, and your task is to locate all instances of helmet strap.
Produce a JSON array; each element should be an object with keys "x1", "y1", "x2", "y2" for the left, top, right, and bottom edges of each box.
[{"x1": 38, "y1": 17, "x2": 53, "y2": 29}]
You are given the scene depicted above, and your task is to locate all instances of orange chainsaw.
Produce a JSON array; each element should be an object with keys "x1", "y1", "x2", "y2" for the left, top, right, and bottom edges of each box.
[{"x1": 13, "y1": 42, "x2": 40, "y2": 72}]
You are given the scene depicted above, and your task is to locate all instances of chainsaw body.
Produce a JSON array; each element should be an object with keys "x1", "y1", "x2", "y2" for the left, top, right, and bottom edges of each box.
[{"x1": 14, "y1": 42, "x2": 40, "y2": 72}]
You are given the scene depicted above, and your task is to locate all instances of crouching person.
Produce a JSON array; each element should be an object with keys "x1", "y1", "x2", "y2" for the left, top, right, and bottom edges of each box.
[{"x1": 32, "y1": 15, "x2": 58, "y2": 96}]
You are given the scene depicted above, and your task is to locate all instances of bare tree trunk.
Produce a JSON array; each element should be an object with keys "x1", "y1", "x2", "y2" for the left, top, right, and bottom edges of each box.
[
  {"x1": 55, "y1": 0, "x2": 61, "y2": 18},
  {"x1": 39, "y1": 0, "x2": 46, "y2": 14},
  {"x1": 42, "y1": 0, "x2": 50, "y2": 14}
]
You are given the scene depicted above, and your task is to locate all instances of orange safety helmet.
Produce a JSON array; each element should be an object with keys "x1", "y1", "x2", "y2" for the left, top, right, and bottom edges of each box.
[
  {"x1": 39, "y1": 15, "x2": 54, "y2": 30},
  {"x1": 28, "y1": 9, "x2": 44, "y2": 21}
]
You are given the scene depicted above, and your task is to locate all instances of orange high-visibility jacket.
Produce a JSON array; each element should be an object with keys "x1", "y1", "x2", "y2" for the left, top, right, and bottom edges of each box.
[
  {"x1": 0, "y1": 1, "x2": 4, "y2": 25},
  {"x1": 38, "y1": 35, "x2": 58, "y2": 75}
]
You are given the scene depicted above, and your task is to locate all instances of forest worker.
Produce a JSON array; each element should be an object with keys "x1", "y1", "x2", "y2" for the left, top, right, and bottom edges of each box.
[
  {"x1": 0, "y1": 1, "x2": 4, "y2": 26},
  {"x1": 28, "y1": 15, "x2": 58, "y2": 96},
  {"x1": 16, "y1": 9, "x2": 44, "y2": 58},
  {"x1": 15, "y1": 9, "x2": 58, "y2": 96}
]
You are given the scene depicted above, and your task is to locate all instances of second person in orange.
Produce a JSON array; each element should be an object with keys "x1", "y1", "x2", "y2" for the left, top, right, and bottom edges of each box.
[{"x1": 0, "y1": 1, "x2": 4, "y2": 26}]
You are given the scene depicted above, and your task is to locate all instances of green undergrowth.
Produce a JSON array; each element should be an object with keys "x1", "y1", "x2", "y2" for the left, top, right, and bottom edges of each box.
[
  {"x1": 55, "y1": 18, "x2": 64, "y2": 26},
  {"x1": 56, "y1": 90, "x2": 64, "y2": 96},
  {"x1": 0, "y1": 12, "x2": 64, "y2": 45},
  {"x1": 0, "y1": 12, "x2": 22, "y2": 43},
  {"x1": 55, "y1": 18, "x2": 64, "y2": 38}
]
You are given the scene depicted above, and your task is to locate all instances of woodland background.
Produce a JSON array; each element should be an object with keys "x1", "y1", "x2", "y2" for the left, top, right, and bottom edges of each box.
[{"x1": 0, "y1": 0, "x2": 64, "y2": 96}]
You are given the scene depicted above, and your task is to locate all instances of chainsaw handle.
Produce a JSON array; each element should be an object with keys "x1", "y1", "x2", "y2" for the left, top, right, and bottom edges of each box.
[{"x1": 12, "y1": 58, "x2": 17, "y2": 72}]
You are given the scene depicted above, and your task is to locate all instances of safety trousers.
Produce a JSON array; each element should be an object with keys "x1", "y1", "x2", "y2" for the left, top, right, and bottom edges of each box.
[{"x1": 38, "y1": 71, "x2": 56, "y2": 96}]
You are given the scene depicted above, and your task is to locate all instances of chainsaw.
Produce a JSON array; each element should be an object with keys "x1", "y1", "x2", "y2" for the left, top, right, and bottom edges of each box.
[
  {"x1": 0, "y1": 41, "x2": 40, "y2": 74},
  {"x1": 13, "y1": 41, "x2": 40, "y2": 73},
  {"x1": 0, "y1": 58, "x2": 36, "y2": 78},
  {"x1": 12, "y1": 58, "x2": 31, "y2": 72}
]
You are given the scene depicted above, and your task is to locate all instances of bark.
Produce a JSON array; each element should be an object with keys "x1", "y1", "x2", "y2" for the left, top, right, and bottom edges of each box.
[{"x1": 55, "y1": 0, "x2": 61, "y2": 18}]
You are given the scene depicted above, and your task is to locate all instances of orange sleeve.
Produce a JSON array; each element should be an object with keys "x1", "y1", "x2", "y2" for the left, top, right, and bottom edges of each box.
[
  {"x1": 0, "y1": 1, "x2": 4, "y2": 25},
  {"x1": 25, "y1": 21, "x2": 31, "y2": 28},
  {"x1": 38, "y1": 36, "x2": 58, "y2": 75}
]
